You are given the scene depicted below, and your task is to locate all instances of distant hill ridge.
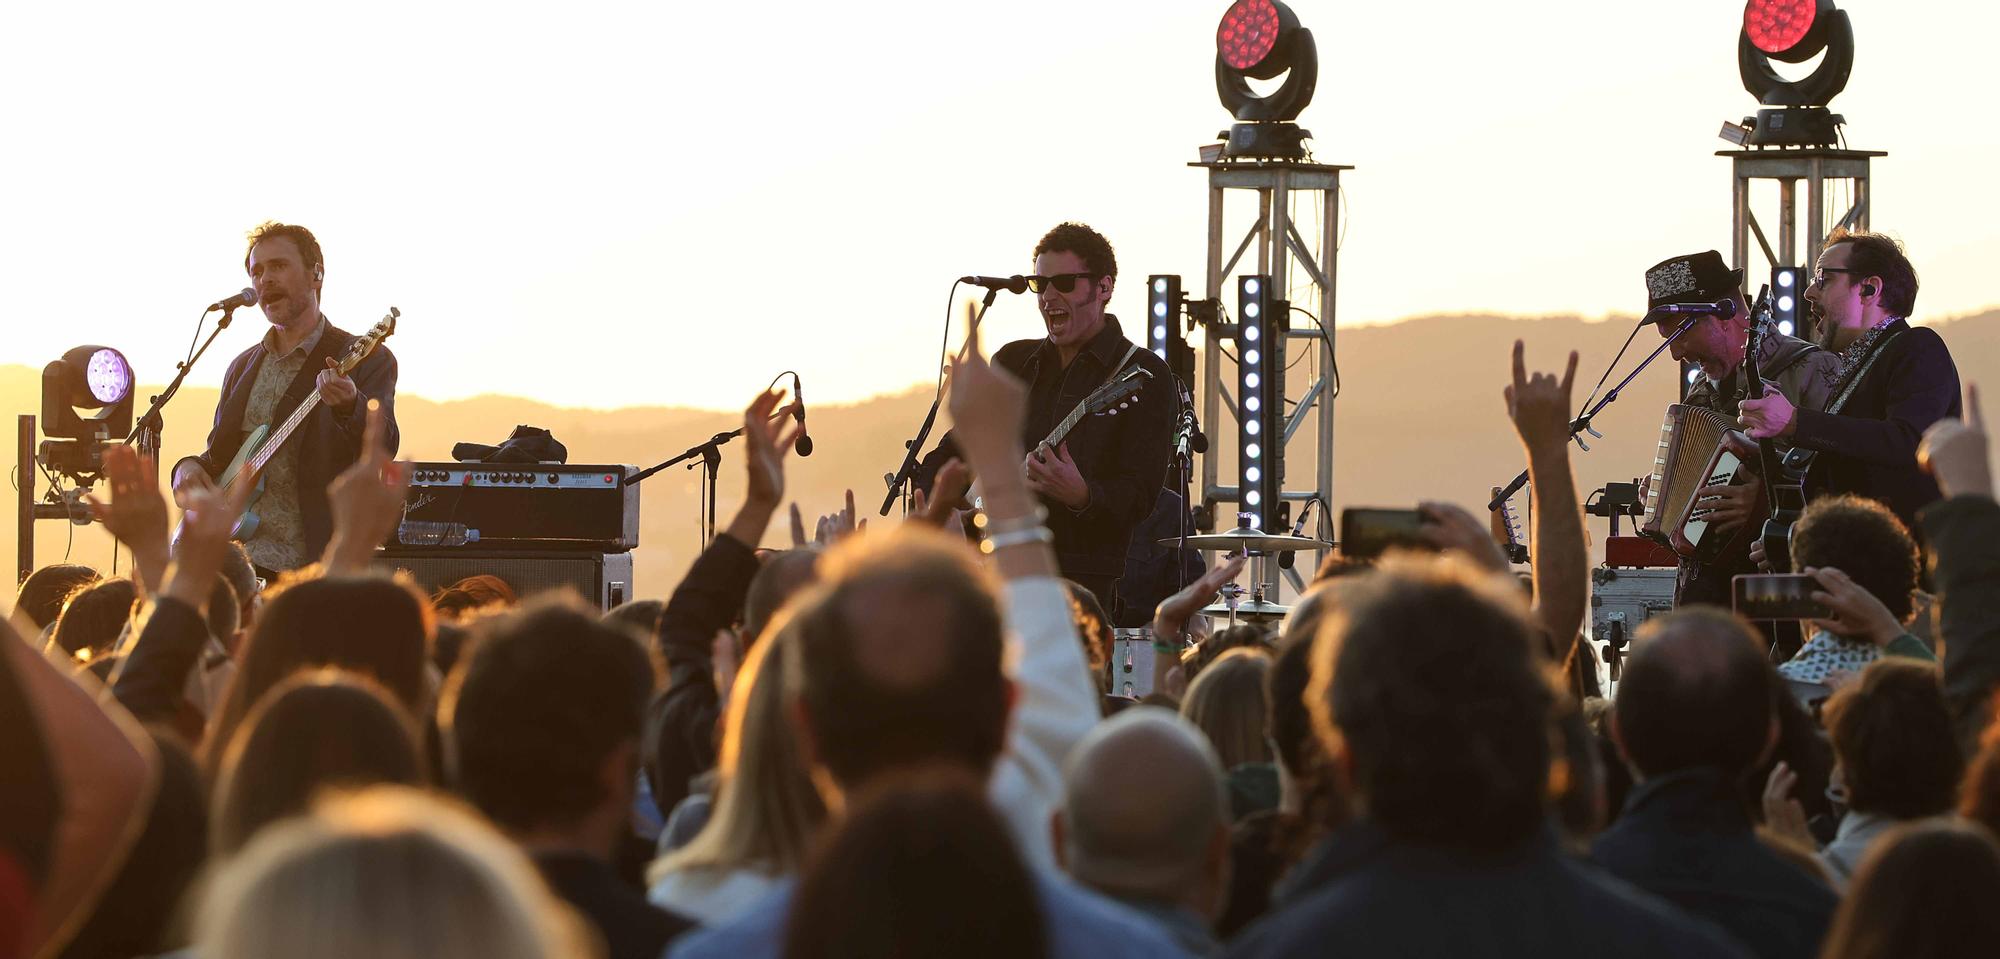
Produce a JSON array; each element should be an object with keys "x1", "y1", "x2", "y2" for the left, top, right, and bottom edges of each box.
[{"x1": 6, "y1": 307, "x2": 1993, "y2": 599}]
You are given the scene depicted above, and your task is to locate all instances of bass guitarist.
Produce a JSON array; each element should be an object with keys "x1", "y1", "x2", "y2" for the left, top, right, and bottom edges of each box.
[
  {"x1": 1640, "y1": 250, "x2": 1838, "y2": 608},
  {"x1": 918, "y1": 222, "x2": 1174, "y2": 613},
  {"x1": 171, "y1": 222, "x2": 400, "y2": 575},
  {"x1": 1738, "y1": 229, "x2": 1961, "y2": 538}
]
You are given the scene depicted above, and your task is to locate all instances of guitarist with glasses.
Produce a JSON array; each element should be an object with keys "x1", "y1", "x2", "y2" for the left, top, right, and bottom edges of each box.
[
  {"x1": 170, "y1": 221, "x2": 400, "y2": 575},
  {"x1": 1738, "y1": 229, "x2": 1961, "y2": 550},
  {"x1": 918, "y1": 221, "x2": 1174, "y2": 614}
]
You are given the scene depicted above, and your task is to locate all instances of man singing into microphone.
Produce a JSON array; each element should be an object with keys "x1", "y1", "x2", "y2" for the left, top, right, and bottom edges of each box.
[
  {"x1": 171, "y1": 221, "x2": 400, "y2": 575},
  {"x1": 920, "y1": 222, "x2": 1174, "y2": 614},
  {"x1": 1640, "y1": 250, "x2": 1837, "y2": 608}
]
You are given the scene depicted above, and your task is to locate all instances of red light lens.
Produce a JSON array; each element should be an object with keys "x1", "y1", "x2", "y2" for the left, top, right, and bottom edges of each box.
[
  {"x1": 1744, "y1": 0, "x2": 1817, "y2": 56},
  {"x1": 1217, "y1": 0, "x2": 1281, "y2": 71}
]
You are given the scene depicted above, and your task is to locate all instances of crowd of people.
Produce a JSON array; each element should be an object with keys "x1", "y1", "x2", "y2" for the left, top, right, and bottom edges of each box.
[{"x1": 10, "y1": 313, "x2": 2000, "y2": 959}]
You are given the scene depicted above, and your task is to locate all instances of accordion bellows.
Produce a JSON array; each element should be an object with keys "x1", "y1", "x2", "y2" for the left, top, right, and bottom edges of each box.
[{"x1": 1641, "y1": 404, "x2": 1750, "y2": 561}]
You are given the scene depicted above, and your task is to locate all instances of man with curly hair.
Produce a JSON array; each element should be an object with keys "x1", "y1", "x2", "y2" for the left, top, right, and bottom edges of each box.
[
  {"x1": 1775, "y1": 495, "x2": 1936, "y2": 702},
  {"x1": 919, "y1": 222, "x2": 1174, "y2": 616}
]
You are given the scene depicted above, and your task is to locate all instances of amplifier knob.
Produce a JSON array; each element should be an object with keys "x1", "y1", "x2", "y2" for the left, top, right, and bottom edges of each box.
[{"x1": 547, "y1": 472, "x2": 559, "y2": 483}]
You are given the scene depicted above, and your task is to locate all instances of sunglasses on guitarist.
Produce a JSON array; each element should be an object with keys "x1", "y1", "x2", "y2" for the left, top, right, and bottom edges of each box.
[{"x1": 1026, "y1": 272, "x2": 1099, "y2": 294}]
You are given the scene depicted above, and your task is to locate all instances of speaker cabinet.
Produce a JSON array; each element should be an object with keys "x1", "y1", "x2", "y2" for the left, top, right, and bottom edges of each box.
[{"x1": 373, "y1": 549, "x2": 634, "y2": 611}]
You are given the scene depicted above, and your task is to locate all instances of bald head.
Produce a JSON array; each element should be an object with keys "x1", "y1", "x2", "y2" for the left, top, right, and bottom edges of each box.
[
  {"x1": 1058, "y1": 709, "x2": 1228, "y2": 908},
  {"x1": 1614, "y1": 608, "x2": 1782, "y2": 778}
]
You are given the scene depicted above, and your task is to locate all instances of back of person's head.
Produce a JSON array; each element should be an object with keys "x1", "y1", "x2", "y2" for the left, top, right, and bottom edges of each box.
[
  {"x1": 1824, "y1": 659, "x2": 1962, "y2": 819},
  {"x1": 1183, "y1": 623, "x2": 1273, "y2": 684},
  {"x1": 652, "y1": 615, "x2": 826, "y2": 880},
  {"x1": 220, "y1": 542, "x2": 258, "y2": 627},
  {"x1": 1060, "y1": 579, "x2": 1113, "y2": 690},
  {"x1": 1181, "y1": 646, "x2": 1274, "y2": 770},
  {"x1": 195, "y1": 786, "x2": 586, "y2": 959},
  {"x1": 599, "y1": 598, "x2": 663, "y2": 639},
  {"x1": 1961, "y1": 718, "x2": 2000, "y2": 838},
  {"x1": 431, "y1": 574, "x2": 517, "y2": 622},
  {"x1": 443, "y1": 597, "x2": 654, "y2": 835},
  {"x1": 209, "y1": 574, "x2": 432, "y2": 779},
  {"x1": 1820, "y1": 820, "x2": 2000, "y2": 959},
  {"x1": 1058, "y1": 709, "x2": 1228, "y2": 909},
  {"x1": 783, "y1": 769, "x2": 1045, "y2": 959},
  {"x1": 743, "y1": 548, "x2": 820, "y2": 644},
  {"x1": 1311, "y1": 555, "x2": 1557, "y2": 851},
  {"x1": 786, "y1": 527, "x2": 1008, "y2": 793},
  {"x1": 61, "y1": 726, "x2": 207, "y2": 957},
  {"x1": 1612, "y1": 608, "x2": 1782, "y2": 779},
  {"x1": 1792, "y1": 495, "x2": 1920, "y2": 623},
  {"x1": 1272, "y1": 588, "x2": 1333, "y2": 780},
  {"x1": 49, "y1": 577, "x2": 136, "y2": 663},
  {"x1": 1823, "y1": 227, "x2": 1919, "y2": 318},
  {"x1": 212, "y1": 670, "x2": 425, "y2": 857},
  {"x1": 15, "y1": 563, "x2": 98, "y2": 631}
]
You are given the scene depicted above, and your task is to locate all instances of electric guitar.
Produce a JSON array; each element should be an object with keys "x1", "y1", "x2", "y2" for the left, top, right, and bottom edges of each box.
[
  {"x1": 175, "y1": 308, "x2": 400, "y2": 545},
  {"x1": 1033, "y1": 365, "x2": 1152, "y2": 457},
  {"x1": 1742, "y1": 294, "x2": 1807, "y2": 572}
]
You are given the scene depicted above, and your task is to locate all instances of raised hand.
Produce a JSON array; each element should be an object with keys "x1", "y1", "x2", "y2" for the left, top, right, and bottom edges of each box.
[
  {"x1": 88, "y1": 445, "x2": 172, "y2": 594},
  {"x1": 1150, "y1": 553, "x2": 1249, "y2": 647},
  {"x1": 947, "y1": 301, "x2": 1029, "y2": 468},
  {"x1": 1760, "y1": 762, "x2": 1813, "y2": 847},
  {"x1": 323, "y1": 399, "x2": 412, "y2": 573},
  {"x1": 807, "y1": 489, "x2": 866, "y2": 545},
  {"x1": 1505, "y1": 341, "x2": 1578, "y2": 454},
  {"x1": 1417, "y1": 500, "x2": 1509, "y2": 573},
  {"x1": 166, "y1": 461, "x2": 258, "y2": 607},
  {"x1": 743, "y1": 388, "x2": 804, "y2": 510},
  {"x1": 1919, "y1": 383, "x2": 1991, "y2": 499},
  {"x1": 1805, "y1": 565, "x2": 1906, "y2": 647}
]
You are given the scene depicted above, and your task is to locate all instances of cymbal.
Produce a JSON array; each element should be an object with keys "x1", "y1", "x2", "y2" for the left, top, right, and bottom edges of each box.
[
  {"x1": 1162, "y1": 528, "x2": 1333, "y2": 552},
  {"x1": 1200, "y1": 599, "x2": 1291, "y2": 622}
]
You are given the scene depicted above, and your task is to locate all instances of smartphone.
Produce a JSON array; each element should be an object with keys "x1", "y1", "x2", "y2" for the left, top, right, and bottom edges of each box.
[
  {"x1": 1340, "y1": 508, "x2": 1430, "y2": 562},
  {"x1": 1732, "y1": 573, "x2": 1831, "y2": 620}
]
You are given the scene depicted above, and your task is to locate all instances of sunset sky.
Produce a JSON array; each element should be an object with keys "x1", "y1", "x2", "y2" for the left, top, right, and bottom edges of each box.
[{"x1": 4, "y1": 1, "x2": 1992, "y2": 412}]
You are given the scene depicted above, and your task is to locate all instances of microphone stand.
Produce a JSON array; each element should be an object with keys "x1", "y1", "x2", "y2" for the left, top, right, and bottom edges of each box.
[
  {"x1": 128, "y1": 304, "x2": 241, "y2": 461},
  {"x1": 1488, "y1": 314, "x2": 1702, "y2": 512},
  {"x1": 627, "y1": 428, "x2": 740, "y2": 552},
  {"x1": 880, "y1": 285, "x2": 1003, "y2": 517}
]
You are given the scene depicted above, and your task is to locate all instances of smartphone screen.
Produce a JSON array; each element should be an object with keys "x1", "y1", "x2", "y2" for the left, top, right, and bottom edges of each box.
[
  {"x1": 1340, "y1": 508, "x2": 1429, "y2": 562},
  {"x1": 1732, "y1": 573, "x2": 1831, "y2": 620}
]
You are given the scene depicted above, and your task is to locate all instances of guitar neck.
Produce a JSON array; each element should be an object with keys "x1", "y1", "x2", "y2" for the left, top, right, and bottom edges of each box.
[
  {"x1": 1042, "y1": 404, "x2": 1087, "y2": 450},
  {"x1": 246, "y1": 389, "x2": 326, "y2": 476}
]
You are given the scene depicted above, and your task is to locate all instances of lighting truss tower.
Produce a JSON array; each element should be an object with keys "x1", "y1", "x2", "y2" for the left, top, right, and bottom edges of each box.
[{"x1": 1194, "y1": 156, "x2": 1346, "y2": 598}]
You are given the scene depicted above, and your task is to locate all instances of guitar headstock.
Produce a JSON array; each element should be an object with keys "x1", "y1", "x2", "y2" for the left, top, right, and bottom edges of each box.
[
  {"x1": 1086, "y1": 367, "x2": 1151, "y2": 415},
  {"x1": 336, "y1": 307, "x2": 401, "y2": 376}
]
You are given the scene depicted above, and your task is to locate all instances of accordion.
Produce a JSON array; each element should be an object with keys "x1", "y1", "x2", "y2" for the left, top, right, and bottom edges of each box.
[{"x1": 1640, "y1": 404, "x2": 1755, "y2": 561}]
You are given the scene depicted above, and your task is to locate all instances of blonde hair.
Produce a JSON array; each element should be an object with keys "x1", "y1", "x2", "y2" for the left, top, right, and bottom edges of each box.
[
  {"x1": 649, "y1": 613, "x2": 826, "y2": 883},
  {"x1": 1181, "y1": 646, "x2": 1274, "y2": 769},
  {"x1": 196, "y1": 786, "x2": 590, "y2": 959}
]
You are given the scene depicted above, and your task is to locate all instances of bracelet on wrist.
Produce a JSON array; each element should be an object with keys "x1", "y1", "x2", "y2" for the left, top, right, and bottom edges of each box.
[
  {"x1": 978, "y1": 526, "x2": 1054, "y2": 554},
  {"x1": 974, "y1": 505, "x2": 1050, "y2": 538}
]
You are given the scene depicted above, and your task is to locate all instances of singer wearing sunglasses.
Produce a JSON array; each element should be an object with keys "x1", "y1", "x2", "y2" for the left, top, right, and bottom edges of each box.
[{"x1": 918, "y1": 222, "x2": 1175, "y2": 618}]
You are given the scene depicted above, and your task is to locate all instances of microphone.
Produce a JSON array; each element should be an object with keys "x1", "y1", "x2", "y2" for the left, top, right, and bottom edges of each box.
[
  {"x1": 1641, "y1": 299, "x2": 1733, "y2": 325},
  {"x1": 209, "y1": 288, "x2": 258, "y2": 312},
  {"x1": 790, "y1": 372, "x2": 814, "y2": 457},
  {"x1": 960, "y1": 275, "x2": 1028, "y2": 294}
]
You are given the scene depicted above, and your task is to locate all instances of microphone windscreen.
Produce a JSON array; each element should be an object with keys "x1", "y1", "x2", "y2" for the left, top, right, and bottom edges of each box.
[{"x1": 795, "y1": 433, "x2": 815, "y2": 457}]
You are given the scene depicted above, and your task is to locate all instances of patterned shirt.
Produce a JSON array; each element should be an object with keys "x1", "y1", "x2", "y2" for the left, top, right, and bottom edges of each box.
[{"x1": 238, "y1": 319, "x2": 327, "y2": 571}]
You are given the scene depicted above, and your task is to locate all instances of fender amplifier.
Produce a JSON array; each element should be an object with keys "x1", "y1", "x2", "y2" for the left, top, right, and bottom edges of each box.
[
  {"x1": 390, "y1": 462, "x2": 639, "y2": 551},
  {"x1": 373, "y1": 549, "x2": 634, "y2": 611}
]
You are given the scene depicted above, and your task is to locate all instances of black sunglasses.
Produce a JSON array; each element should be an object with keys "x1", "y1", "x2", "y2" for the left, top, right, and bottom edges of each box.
[
  {"x1": 1810, "y1": 266, "x2": 1864, "y2": 286},
  {"x1": 1026, "y1": 272, "x2": 1097, "y2": 294}
]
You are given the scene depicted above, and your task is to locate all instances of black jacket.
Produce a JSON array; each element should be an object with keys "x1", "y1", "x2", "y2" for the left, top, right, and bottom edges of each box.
[
  {"x1": 1591, "y1": 768, "x2": 1837, "y2": 959},
  {"x1": 1224, "y1": 821, "x2": 1752, "y2": 959},
  {"x1": 1920, "y1": 495, "x2": 2000, "y2": 750},
  {"x1": 920, "y1": 317, "x2": 1175, "y2": 579},
  {"x1": 1791, "y1": 321, "x2": 1958, "y2": 529},
  {"x1": 644, "y1": 533, "x2": 759, "y2": 817},
  {"x1": 534, "y1": 851, "x2": 692, "y2": 959},
  {"x1": 172, "y1": 320, "x2": 400, "y2": 565}
]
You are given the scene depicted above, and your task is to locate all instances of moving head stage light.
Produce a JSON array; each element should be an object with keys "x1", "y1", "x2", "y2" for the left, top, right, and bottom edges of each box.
[
  {"x1": 1214, "y1": 0, "x2": 1318, "y2": 160},
  {"x1": 40, "y1": 345, "x2": 134, "y2": 481},
  {"x1": 1735, "y1": 0, "x2": 1854, "y2": 147}
]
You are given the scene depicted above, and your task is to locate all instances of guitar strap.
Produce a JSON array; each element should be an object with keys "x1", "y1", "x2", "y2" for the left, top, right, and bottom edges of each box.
[
  {"x1": 1822, "y1": 326, "x2": 1905, "y2": 417},
  {"x1": 1101, "y1": 343, "x2": 1142, "y2": 392}
]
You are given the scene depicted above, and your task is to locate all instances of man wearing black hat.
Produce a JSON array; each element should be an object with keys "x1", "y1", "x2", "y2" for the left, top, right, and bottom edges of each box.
[{"x1": 1640, "y1": 250, "x2": 1838, "y2": 608}]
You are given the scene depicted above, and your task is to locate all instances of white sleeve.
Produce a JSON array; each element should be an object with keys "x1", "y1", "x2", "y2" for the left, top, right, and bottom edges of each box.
[{"x1": 987, "y1": 575, "x2": 1101, "y2": 871}]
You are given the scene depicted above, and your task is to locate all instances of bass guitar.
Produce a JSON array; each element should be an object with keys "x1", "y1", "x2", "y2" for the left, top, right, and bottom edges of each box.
[{"x1": 175, "y1": 308, "x2": 400, "y2": 544}]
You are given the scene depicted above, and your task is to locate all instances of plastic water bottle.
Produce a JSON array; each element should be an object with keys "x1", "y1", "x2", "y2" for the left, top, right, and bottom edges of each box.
[{"x1": 396, "y1": 520, "x2": 480, "y2": 547}]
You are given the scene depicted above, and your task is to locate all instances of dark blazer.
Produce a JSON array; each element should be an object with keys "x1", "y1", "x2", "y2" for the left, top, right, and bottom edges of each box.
[
  {"x1": 1790, "y1": 321, "x2": 1959, "y2": 529},
  {"x1": 172, "y1": 320, "x2": 400, "y2": 564},
  {"x1": 920, "y1": 317, "x2": 1175, "y2": 581},
  {"x1": 1591, "y1": 769, "x2": 1837, "y2": 959}
]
